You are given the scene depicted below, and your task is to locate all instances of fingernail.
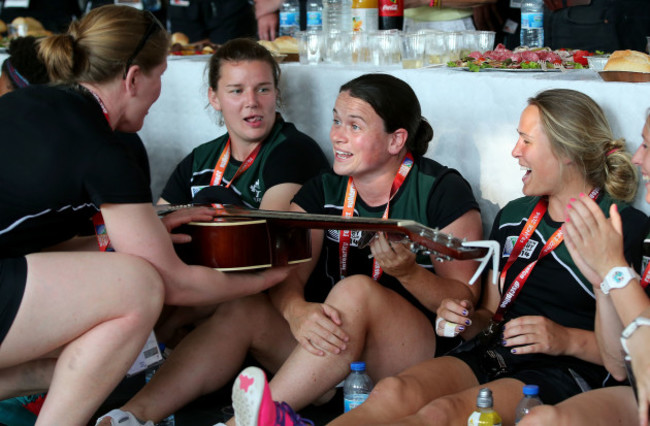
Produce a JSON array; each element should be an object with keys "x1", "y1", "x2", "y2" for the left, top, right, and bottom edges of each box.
[
  {"x1": 501, "y1": 340, "x2": 507, "y2": 346},
  {"x1": 465, "y1": 319, "x2": 471, "y2": 325},
  {"x1": 459, "y1": 325, "x2": 465, "y2": 331},
  {"x1": 511, "y1": 348, "x2": 517, "y2": 354},
  {"x1": 579, "y1": 192, "x2": 585, "y2": 197},
  {"x1": 567, "y1": 203, "x2": 572, "y2": 209},
  {"x1": 463, "y1": 309, "x2": 468, "y2": 316},
  {"x1": 569, "y1": 198, "x2": 576, "y2": 202}
]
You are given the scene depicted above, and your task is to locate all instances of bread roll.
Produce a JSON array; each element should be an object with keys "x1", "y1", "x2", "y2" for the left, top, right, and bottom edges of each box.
[
  {"x1": 171, "y1": 32, "x2": 190, "y2": 46},
  {"x1": 604, "y1": 50, "x2": 650, "y2": 73},
  {"x1": 258, "y1": 39, "x2": 280, "y2": 54},
  {"x1": 0, "y1": 19, "x2": 7, "y2": 34},
  {"x1": 273, "y1": 36, "x2": 298, "y2": 54},
  {"x1": 11, "y1": 16, "x2": 48, "y2": 37}
]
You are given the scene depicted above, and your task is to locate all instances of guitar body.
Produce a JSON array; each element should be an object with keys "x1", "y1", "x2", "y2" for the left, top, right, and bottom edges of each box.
[{"x1": 175, "y1": 217, "x2": 312, "y2": 271}]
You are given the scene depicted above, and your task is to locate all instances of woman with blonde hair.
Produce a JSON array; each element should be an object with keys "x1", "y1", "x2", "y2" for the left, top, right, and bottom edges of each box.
[
  {"x1": 0, "y1": 5, "x2": 287, "y2": 425},
  {"x1": 518, "y1": 111, "x2": 650, "y2": 426}
]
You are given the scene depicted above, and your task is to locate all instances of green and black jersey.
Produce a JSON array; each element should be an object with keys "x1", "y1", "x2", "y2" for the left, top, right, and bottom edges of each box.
[
  {"x1": 161, "y1": 117, "x2": 329, "y2": 208},
  {"x1": 293, "y1": 155, "x2": 479, "y2": 327}
]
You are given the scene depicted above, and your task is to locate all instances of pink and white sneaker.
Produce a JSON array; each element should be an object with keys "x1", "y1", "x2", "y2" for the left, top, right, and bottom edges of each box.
[{"x1": 232, "y1": 366, "x2": 314, "y2": 426}]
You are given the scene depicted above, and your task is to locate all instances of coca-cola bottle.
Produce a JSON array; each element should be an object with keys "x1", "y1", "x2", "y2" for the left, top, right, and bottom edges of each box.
[{"x1": 378, "y1": 0, "x2": 403, "y2": 30}]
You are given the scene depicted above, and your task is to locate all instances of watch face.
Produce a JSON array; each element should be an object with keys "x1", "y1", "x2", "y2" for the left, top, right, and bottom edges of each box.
[{"x1": 613, "y1": 270, "x2": 627, "y2": 283}]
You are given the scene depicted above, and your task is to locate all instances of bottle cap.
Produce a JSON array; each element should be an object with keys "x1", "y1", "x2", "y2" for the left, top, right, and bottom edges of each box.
[
  {"x1": 476, "y1": 387, "x2": 493, "y2": 408},
  {"x1": 522, "y1": 384, "x2": 539, "y2": 396},
  {"x1": 350, "y1": 361, "x2": 366, "y2": 371}
]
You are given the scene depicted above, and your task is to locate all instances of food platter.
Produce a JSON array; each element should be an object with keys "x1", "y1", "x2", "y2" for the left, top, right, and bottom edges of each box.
[
  {"x1": 598, "y1": 71, "x2": 650, "y2": 83},
  {"x1": 450, "y1": 66, "x2": 561, "y2": 72}
]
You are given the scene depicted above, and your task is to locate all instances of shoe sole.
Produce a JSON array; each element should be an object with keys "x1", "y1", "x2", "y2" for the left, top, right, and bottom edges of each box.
[{"x1": 232, "y1": 366, "x2": 266, "y2": 426}]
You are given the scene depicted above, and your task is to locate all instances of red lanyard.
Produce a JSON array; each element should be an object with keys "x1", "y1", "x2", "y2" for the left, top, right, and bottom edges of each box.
[
  {"x1": 494, "y1": 188, "x2": 600, "y2": 322},
  {"x1": 641, "y1": 247, "x2": 650, "y2": 289},
  {"x1": 210, "y1": 138, "x2": 261, "y2": 188},
  {"x1": 89, "y1": 87, "x2": 114, "y2": 251},
  {"x1": 339, "y1": 152, "x2": 414, "y2": 280}
]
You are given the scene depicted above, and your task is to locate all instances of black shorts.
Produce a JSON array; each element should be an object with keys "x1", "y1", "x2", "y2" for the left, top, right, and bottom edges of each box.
[
  {"x1": 0, "y1": 257, "x2": 27, "y2": 345},
  {"x1": 168, "y1": 0, "x2": 256, "y2": 44},
  {"x1": 448, "y1": 338, "x2": 606, "y2": 405}
]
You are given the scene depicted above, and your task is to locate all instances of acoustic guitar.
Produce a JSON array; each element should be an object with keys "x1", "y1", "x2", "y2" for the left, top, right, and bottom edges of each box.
[{"x1": 167, "y1": 205, "x2": 489, "y2": 272}]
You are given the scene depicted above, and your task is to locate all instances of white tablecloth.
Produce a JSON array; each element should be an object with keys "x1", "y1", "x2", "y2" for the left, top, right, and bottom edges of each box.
[
  {"x1": 3, "y1": 51, "x2": 649, "y2": 230},
  {"x1": 143, "y1": 58, "x2": 650, "y2": 231}
]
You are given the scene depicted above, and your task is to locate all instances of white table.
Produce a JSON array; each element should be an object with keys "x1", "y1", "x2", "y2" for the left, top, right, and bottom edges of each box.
[
  {"x1": 142, "y1": 58, "x2": 650, "y2": 232},
  {"x1": 3, "y1": 51, "x2": 648, "y2": 231}
]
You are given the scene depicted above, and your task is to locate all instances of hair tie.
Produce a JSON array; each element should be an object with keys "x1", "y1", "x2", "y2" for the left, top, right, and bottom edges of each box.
[
  {"x1": 5, "y1": 59, "x2": 30, "y2": 89},
  {"x1": 606, "y1": 148, "x2": 620, "y2": 157}
]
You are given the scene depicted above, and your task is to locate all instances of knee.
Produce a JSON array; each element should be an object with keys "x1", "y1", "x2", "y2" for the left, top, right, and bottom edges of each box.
[
  {"x1": 327, "y1": 275, "x2": 377, "y2": 308},
  {"x1": 415, "y1": 395, "x2": 466, "y2": 425},
  {"x1": 117, "y1": 255, "x2": 165, "y2": 319},
  {"x1": 210, "y1": 293, "x2": 273, "y2": 326}
]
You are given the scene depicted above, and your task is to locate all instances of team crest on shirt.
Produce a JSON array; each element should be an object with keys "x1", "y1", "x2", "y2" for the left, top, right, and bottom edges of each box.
[
  {"x1": 502, "y1": 235, "x2": 538, "y2": 259},
  {"x1": 326, "y1": 229, "x2": 363, "y2": 246},
  {"x1": 249, "y1": 180, "x2": 262, "y2": 203}
]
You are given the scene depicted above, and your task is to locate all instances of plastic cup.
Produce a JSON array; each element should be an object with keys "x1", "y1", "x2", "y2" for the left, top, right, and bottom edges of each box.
[
  {"x1": 351, "y1": 32, "x2": 372, "y2": 65},
  {"x1": 400, "y1": 32, "x2": 426, "y2": 69},
  {"x1": 297, "y1": 30, "x2": 324, "y2": 65},
  {"x1": 8, "y1": 23, "x2": 27, "y2": 39},
  {"x1": 323, "y1": 30, "x2": 352, "y2": 65},
  {"x1": 370, "y1": 30, "x2": 401, "y2": 66}
]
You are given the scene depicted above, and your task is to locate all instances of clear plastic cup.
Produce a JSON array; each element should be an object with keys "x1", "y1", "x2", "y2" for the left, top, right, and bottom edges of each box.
[
  {"x1": 297, "y1": 30, "x2": 324, "y2": 65},
  {"x1": 400, "y1": 32, "x2": 426, "y2": 69},
  {"x1": 370, "y1": 30, "x2": 401, "y2": 66}
]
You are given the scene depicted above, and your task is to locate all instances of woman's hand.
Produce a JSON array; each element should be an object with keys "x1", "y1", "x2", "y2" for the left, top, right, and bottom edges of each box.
[
  {"x1": 257, "y1": 12, "x2": 278, "y2": 41},
  {"x1": 563, "y1": 195, "x2": 628, "y2": 286},
  {"x1": 160, "y1": 206, "x2": 215, "y2": 244},
  {"x1": 287, "y1": 301, "x2": 349, "y2": 356},
  {"x1": 435, "y1": 298, "x2": 474, "y2": 337},
  {"x1": 503, "y1": 315, "x2": 570, "y2": 355},
  {"x1": 369, "y1": 233, "x2": 417, "y2": 280},
  {"x1": 628, "y1": 326, "x2": 650, "y2": 426}
]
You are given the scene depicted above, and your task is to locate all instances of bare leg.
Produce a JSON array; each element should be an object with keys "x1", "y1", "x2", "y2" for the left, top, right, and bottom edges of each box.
[
  {"x1": 0, "y1": 252, "x2": 164, "y2": 426},
  {"x1": 118, "y1": 293, "x2": 296, "y2": 423},
  {"x1": 328, "y1": 356, "x2": 480, "y2": 425},
  {"x1": 518, "y1": 386, "x2": 638, "y2": 426},
  {"x1": 269, "y1": 275, "x2": 437, "y2": 412}
]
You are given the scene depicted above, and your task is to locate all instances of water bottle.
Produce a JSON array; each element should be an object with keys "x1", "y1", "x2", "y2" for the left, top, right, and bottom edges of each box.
[
  {"x1": 306, "y1": 0, "x2": 323, "y2": 31},
  {"x1": 322, "y1": 0, "x2": 353, "y2": 34},
  {"x1": 467, "y1": 388, "x2": 502, "y2": 426},
  {"x1": 343, "y1": 361, "x2": 373, "y2": 412},
  {"x1": 145, "y1": 345, "x2": 175, "y2": 426},
  {"x1": 520, "y1": 0, "x2": 544, "y2": 48},
  {"x1": 280, "y1": 0, "x2": 301, "y2": 37},
  {"x1": 514, "y1": 384, "x2": 543, "y2": 424}
]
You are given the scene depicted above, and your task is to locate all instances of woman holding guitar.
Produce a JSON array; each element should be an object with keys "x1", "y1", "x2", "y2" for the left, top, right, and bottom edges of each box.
[
  {"x1": 108, "y1": 73, "x2": 483, "y2": 425},
  {"x1": 0, "y1": 6, "x2": 290, "y2": 426},
  {"x1": 310, "y1": 89, "x2": 647, "y2": 426}
]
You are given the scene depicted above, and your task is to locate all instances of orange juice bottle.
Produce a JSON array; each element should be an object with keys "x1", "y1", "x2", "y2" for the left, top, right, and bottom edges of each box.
[{"x1": 352, "y1": 0, "x2": 378, "y2": 31}]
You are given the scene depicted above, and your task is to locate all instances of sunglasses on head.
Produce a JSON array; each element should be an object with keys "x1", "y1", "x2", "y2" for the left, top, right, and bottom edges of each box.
[{"x1": 123, "y1": 11, "x2": 163, "y2": 79}]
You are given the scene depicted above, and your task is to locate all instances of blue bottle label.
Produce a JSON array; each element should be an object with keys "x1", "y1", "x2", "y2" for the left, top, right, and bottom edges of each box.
[
  {"x1": 521, "y1": 12, "x2": 543, "y2": 29},
  {"x1": 280, "y1": 11, "x2": 299, "y2": 27},
  {"x1": 307, "y1": 11, "x2": 322, "y2": 27},
  {"x1": 344, "y1": 393, "x2": 369, "y2": 412}
]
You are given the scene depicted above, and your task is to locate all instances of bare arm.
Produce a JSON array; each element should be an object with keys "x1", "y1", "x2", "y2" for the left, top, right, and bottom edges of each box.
[{"x1": 101, "y1": 203, "x2": 290, "y2": 306}]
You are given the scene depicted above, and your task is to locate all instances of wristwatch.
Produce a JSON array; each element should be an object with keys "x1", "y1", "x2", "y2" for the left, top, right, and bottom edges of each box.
[
  {"x1": 621, "y1": 316, "x2": 650, "y2": 355},
  {"x1": 600, "y1": 267, "x2": 638, "y2": 295}
]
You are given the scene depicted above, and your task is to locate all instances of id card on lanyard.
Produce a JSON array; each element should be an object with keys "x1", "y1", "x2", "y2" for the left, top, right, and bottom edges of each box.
[
  {"x1": 493, "y1": 188, "x2": 601, "y2": 323},
  {"x1": 339, "y1": 152, "x2": 414, "y2": 281}
]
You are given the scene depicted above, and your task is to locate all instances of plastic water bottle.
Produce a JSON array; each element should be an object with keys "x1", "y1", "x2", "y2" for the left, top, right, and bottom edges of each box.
[
  {"x1": 145, "y1": 345, "x2": 175, "y2": 426},
  {"x1": 468, "y1": 388, "x2": 502, "y2": 426},
  {"x1": 343, "y1": 361, "x2": 373, "y2": 412},
  {"x1": 322, "y1": 0, "x2": 353, "y2": 34},
  {"x1": 306, "y1": 0, "x2": 323, "y2": 31},
  {"x1": 280, "y1": 0, "x2": 301, "y2": 37},
  {"x1": 520, "y1": 0, "x2": 544, "y2": 48},
  {"x1": 514, "y1": 384, "x2": 543, "y2": 424}
]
